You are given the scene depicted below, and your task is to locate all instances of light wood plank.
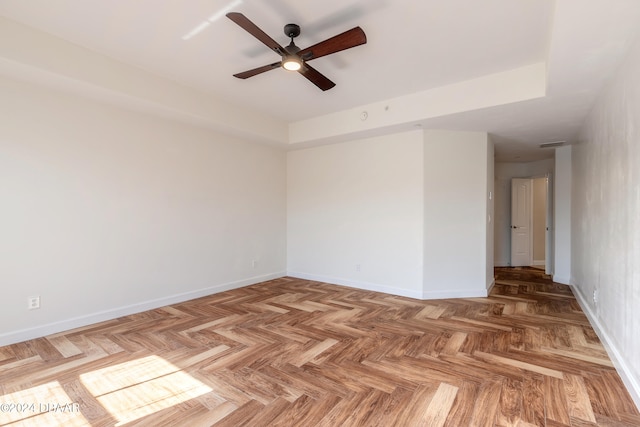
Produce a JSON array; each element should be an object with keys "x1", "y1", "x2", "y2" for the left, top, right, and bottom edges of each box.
[{"x1": 423, "y1": 382, "x2": 459, "y2": 427}]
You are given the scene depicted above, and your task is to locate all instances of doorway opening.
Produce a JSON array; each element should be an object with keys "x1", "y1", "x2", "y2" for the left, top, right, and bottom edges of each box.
[{"x1": 510, "y1": 175, "x2": 552, "y2": 274}]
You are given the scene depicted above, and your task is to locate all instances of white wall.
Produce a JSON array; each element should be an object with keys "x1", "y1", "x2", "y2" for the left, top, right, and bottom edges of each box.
[
  {"x1": 1, "y1": 80, "x2": 497, "y2": 344},
  {"x1": 287, "y1": 131, "x2": 425, "y2": 298},
  {"x1": 287, "y1": 129, "x2": 493, "y2": 300},
  {"x1": 494, "y1": 159, "x2": 554, "y2": 266},
  {"x1": 289, "y1": 63, "x2": 546, "y2": 145},
  {"x1": 0, "y1": 77, "x2": 287, "y2": 345},
  {"x1": 554, "y1": 146, "x2": 572, "y2": 284},
  {"x1": 572, "y1": 34, "x2": 640, "y2": 407},
  {"x1": 0, "y1": 16, "x2": 288, "y2": 146},
  {"x1": 423, "y1": 130, "x2": 492, "y2": 297},
  {"x1": 486, "y1": 138, "x2": 495, "y2": 289},
  {"x1": 532, "y1": 177, "x2": 547, "y2": 263}
]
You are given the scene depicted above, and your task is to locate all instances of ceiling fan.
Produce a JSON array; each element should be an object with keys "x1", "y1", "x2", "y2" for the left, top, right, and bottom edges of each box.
[{"x1": 226, "y1": 12, "x2": 367, "y2": 91}]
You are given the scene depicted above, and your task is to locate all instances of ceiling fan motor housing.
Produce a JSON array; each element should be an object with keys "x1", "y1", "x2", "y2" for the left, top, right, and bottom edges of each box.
[{"x1": 284, "y1": 23, "x2": 300, "y2": 38}]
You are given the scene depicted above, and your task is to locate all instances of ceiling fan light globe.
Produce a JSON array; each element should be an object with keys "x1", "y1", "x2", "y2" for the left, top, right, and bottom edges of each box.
[{"x1": 282, "y1": 57, "x2": 302, "y2": 71}]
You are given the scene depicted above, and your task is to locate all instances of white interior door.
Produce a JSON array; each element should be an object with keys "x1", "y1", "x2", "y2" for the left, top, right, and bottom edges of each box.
[{"x1": 511, "y1": 178, "x2": 533, "y2": 266}]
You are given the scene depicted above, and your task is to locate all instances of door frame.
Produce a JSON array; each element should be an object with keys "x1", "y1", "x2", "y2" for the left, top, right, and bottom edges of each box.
[
  {"x1": 510, "y1": 178, "x2": 534, "y2": 266},
  {"x1": 509, "y1": 174, "x2": 553, "y2": 271},
  {"x1": 545, "y1": 172, "x2": 554, "y2": 275}
]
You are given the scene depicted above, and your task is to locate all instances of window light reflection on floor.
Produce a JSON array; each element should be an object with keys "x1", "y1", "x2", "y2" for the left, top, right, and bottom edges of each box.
[
  {"x1": 0, "y1": 381, "x2": 89, "y2": 427},
  {"x1": 79, "y1": 355, "x2": 212, "y2": 426}
]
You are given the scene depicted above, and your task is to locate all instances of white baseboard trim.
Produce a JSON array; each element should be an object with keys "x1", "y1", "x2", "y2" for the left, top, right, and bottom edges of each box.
[
  {"x1": 287, "y1": 271, "x2": 490, "y2": 300},
  {"x1": 422, "y1": 287, "x2": 489, "y2": 299},
  {"x1": 553, "y1": 275, "x2": 570, "y2": 285},
  {"x1": 486, "y1": 279, "x2": 496, "y2": 295},
  {"x1": 532, "y1": 260, "x2": 545, "y2": 266},
  {"x1": 287, "y1": 271, "x2": 424, "y2": 300},
  {"x1": 0, "y1": 272, "x2": 286, "y2": 347},
  {"x1": 570, "y1": 284, "x2": 640, "y2": 411}
]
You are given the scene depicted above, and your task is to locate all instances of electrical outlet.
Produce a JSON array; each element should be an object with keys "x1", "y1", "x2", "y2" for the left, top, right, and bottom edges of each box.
[
  {"x1": 252, "y1": 260, "x2": 257, "y2": 269},
  {"x1": 28, "y1": 296, "x2": 40, "y2": 310},
  {"x1": 593, "y1": 289, "x2": 599, "y2": 304},
  {"x1": 355, "y1": 264, "x2": 361, "y2": 272}
]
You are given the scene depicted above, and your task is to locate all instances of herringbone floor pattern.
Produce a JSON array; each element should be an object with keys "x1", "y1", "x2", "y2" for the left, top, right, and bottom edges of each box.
[{"x1": 1, "y1": 270, "x2": 638, "y2": 426}]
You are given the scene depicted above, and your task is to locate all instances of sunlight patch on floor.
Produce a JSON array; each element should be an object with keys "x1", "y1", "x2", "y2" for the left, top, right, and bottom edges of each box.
[
  {"x1": 0, "y1": 381, "x2": 89, "y2": 427},
  {"x1": 80, "y1": 355, "x2": 212, "y2": 426}
]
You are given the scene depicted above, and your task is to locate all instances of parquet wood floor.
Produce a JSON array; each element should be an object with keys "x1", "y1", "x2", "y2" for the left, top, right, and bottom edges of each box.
[{"x1": 1, "y1": 270, "x2": 638, "y2": 426}]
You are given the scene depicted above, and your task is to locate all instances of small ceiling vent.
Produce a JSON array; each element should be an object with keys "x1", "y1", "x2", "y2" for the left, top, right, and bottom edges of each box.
[{"x1": 539, "y1": 140, "x2": 566, "y2": 148}]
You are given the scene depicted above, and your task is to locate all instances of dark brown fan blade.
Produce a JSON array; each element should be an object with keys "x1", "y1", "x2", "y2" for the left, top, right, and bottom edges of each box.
[
  {"x1": 298, "y1": 27, "x2": 366, "y2": 61},
  {"x1": 233, "y1": 62, "x2": 281, "y2": 79},
  {"x1": 226, "y1": 12, "x2": 286, "y2": 56},
  {"x1": 298, "y1": 63, "x2": 335, "y2": 91}
]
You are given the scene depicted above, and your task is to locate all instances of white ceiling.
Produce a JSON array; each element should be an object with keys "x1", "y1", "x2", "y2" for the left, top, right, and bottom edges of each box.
[{"x1": 1, "y1": 0, "x2": 640, "y2": 161}]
